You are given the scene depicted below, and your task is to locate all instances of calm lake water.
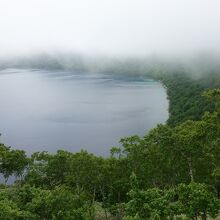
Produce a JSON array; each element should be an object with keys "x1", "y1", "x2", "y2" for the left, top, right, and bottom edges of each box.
[{"x1": 0, "y1": 69, "x2": 168, "y2": 155}]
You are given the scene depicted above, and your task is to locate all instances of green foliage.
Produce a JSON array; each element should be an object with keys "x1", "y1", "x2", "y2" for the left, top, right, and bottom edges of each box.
[
  {"x1": 126, "y1": 174, "x2": 179, "y2": 220},
  {"x1": 177, "y1": 183, "x2": 219, "y2": 219},
  {"x1": 157, "y1": 73, "x2": 217, "y2": 126},
  {"x1": 26, "y1": 186, "x2": 87, "y2": 220},
  {"x1": 0, "y1": 199, "x2": 31, "y2": 220},
  {"x1": 0, "y1": 145, "x2": 29, "y2": 184}
]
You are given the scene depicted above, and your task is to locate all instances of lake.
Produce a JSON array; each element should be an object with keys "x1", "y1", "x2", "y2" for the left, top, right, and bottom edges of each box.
[{"x1": 0, "y1": 69, "x2": 168, "y2": 155}]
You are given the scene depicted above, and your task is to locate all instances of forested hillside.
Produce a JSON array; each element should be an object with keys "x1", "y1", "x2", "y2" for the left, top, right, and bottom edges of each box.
[
  {"x1": 156, "y1": 70, "x2": 220, "y2": 126},
  {"x1": 1, "y1": 85, "x2": 220, "y2": 219}
]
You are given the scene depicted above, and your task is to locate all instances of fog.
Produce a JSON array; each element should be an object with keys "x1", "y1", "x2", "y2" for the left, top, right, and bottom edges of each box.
[
  {"x1": 1, "y1": 1, "x2": 220, "y2": 154},
  {"x1": 1, "y1": 0, "x2": 220, "y2": 57}
]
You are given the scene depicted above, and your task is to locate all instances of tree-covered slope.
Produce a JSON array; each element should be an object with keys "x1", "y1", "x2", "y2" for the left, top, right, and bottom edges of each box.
[{"x1": 155, "y1": 71, "x2": 220, "y2": 126}]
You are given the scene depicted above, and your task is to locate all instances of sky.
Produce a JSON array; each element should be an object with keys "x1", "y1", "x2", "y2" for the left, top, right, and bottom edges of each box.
[{"x1": 0, "y1": 0, "x2": 220, "y2": 57}]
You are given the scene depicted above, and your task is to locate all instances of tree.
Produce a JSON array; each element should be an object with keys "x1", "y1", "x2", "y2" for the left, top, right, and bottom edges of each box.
[
  {"x1": 21, "y1": 185, "x2": 88, "y2": 220},
  {"x1": 177, "y1": 183, "x2": 219, "y2": 220},
  {"x1": 0, "y1": 145, "x2": 29, "y2": 184},
  {"x1": 126, "y1": 173, "x2": 179, "y2": 220},
  {"x1": 0, "y1": 199, "x2": 31, "y2": 220},
  {"x1": 172, "y1": 120, "x2": 210, "y2": 183}
]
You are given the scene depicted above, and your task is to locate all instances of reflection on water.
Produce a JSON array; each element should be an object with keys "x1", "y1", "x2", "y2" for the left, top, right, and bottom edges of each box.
[{"x1": 0, "y1": 69, "x2": 168, "y2": 155}]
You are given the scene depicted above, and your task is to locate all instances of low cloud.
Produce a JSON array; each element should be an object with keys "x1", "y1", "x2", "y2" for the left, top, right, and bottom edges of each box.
[{"x1": 0, "y1": 0, "x2": 220, "y2": 57}]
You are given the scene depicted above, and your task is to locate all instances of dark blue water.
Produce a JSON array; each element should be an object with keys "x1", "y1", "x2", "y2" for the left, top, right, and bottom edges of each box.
[{"x1": 0, "y1": 69, "x2": 168, "y2": 155}]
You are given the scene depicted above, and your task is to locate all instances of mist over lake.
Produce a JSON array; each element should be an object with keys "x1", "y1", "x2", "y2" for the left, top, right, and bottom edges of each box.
[{"x1": 0, "y1": 69, "x2": 168, "y2": 155}]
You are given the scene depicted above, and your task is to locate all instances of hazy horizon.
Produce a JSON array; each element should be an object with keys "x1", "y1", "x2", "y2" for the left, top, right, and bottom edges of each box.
[{"x1": 1, "y1": 0, "x2": 220, "y2": 57}]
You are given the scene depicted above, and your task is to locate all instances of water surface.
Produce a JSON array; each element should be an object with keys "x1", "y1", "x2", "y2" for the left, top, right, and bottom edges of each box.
[{"x1": 0, "y1": 69, "x2": 168, "y2": 155}]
